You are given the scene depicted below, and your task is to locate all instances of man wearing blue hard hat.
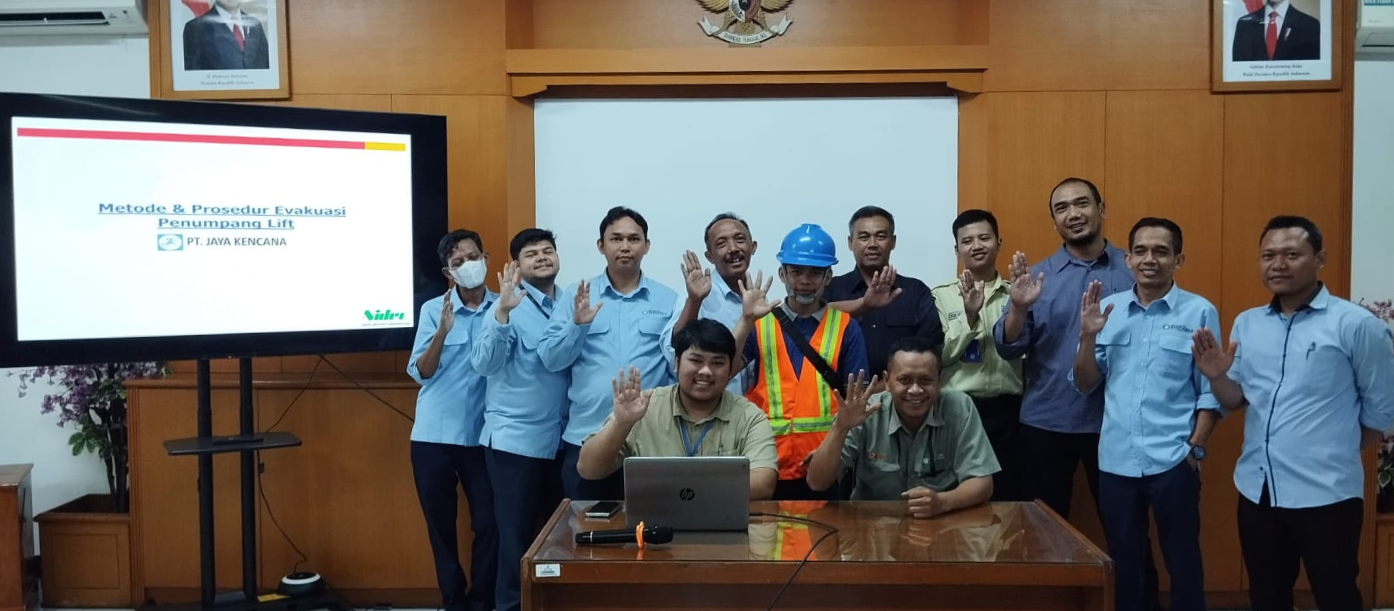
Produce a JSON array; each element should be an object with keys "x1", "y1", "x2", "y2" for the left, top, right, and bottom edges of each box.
[{"x1": 731, "y1": 223, "x2": 871, "y2": 500}]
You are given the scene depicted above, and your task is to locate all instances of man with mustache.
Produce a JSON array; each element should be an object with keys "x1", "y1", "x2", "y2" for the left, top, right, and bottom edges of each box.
[
  {"x1": 1071, "y1": 218, "x2": 1220, "y2": 611},
  {"x1": 470, "y1": 228, "x2": 568, "y2": 611},
  {"x1": 931, "y1": 209, "x2": 1025, "y2": 501},
  {"x1": 407, "y1": 229, "x2": 499, "y2": 611},
  {"x1": 540, "y1": 207, "x2": 676, "y2": 501},
  {"x1": 805, "y1": 337, "x2": 999, "y2": 516},
  {"x1": 1194, "y1": 216, "x2": 1394, "y2": 611},
  {"x1": 827, "y1": 206, "x2": 944, "y2": 378},
  {"x1": 730, "y1": 223, "x2": 870, "y2": 500},
  {"x1": 662, "y1": 213, "x2": 759, "y2": 394},
  {"x1": 576, "y1": 319, "x2": 778, "y2": 501}
]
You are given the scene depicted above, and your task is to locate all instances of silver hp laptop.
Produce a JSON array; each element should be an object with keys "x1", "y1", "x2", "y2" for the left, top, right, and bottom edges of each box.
[{"x1": 623, "y1": 456, "x2": 750, "y2": 531}]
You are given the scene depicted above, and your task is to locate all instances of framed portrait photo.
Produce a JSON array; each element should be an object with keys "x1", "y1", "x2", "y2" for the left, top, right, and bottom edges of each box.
[
  {"x1": 158, "y1": 0, "x2": 290, "y2": 100},
  {"x1": 1213, "y1": 0, "x2": 1342, "y2": 92}
]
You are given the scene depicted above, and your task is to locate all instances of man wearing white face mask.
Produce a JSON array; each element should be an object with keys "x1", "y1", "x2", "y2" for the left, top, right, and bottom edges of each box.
[
  {"x1": 407, "y1": 229, "x2": 498, "y2": 611},
  {"x1": 730, "y1": 223, "x2": 870, "y2": 500}
]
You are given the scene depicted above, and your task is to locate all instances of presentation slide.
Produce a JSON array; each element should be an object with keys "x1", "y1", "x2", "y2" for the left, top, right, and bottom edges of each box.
[
  {"x1": 11, "y1": 117, "x2": 415, "y2": 342},
  {"x1": 535, "y1": 97, "x2": 959, "y2": 296}
]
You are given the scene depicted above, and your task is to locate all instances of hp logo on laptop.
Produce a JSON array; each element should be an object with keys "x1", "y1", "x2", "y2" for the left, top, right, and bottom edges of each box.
[{"x1": 678, "y1": 488, "x2": 696, "y2": 501}]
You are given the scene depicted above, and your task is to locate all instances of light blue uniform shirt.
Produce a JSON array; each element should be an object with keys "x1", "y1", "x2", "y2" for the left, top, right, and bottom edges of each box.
[
  {"x1": 470, "y1": 281, "x2": 570, "y2": 460},
  {"x1": 406, "y1": 289, "x2": 498, "y2": 447},
  {"x1": 994, "y1": 244, "x2": 1134, "y2": 434},
  {"x1": 540, "y1": 272, "x2": 677, "y2": 446},
  {"x1": 1072, "y1": 284, "x2": 1221, "y2": 477},
  {"x1": 659, "y1": 273, "x2": 751, "y2": 395},
  {"x1": 1229, "y1": 285, "x2": 1394, "y2": 508}
]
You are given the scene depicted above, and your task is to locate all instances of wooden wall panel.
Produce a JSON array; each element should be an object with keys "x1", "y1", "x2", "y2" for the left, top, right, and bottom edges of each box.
[
  {"x1": 529, "y1": 0, "x2": 973, "y2": 49},
  {"x1": 129, "y1": 389, "x2": 247, "y2": 592},
  {"x1": 390, "y1": 95, "x2": 512, "y2": 279},
  {"x1": 255, "y1": 388, "x2": 438, "y2": 589},
  {"x1": 987, "y1": 0, "x2": 1209, "y2": 92},
  {"x1": 957, "y1": 94, "x2": 988, "y2": 214},
  {"x1": 1221, "y1": 92, "x2": 1349, "y2": 315},
  {"x1": 984, "y1": 92, "x2": 1108, "y2": 263},
  {"x1": 287, "y1": 0, "x2": 506, "y2": 96}
]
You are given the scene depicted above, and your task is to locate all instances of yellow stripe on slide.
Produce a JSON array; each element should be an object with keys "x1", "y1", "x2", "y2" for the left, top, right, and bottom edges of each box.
[{"x1": 363, "y1": 142, "x2": 406, "y2": 151}]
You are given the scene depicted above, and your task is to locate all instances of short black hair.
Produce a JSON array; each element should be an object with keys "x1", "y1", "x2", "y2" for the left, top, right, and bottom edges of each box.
[
  {"x1": 438, "y1": 229, "x2": 484, "y2": 267},
  {"x1": 703, "y1": 213, "x2": 752, "y2": 247},
  {"x1": 848, "y1": 206, "x2": 895, "y2": 234},
  {"x1": 887, "y1": 336, "x2": 942, "y2": 374},
  {"x1": 1049, "y1": 177, "x2": 1103, "y2": 209},
  {"x1": 672, "y1": 318, "x2": 737, "y2": 361},
  {"x1": 1261, "y1": 215, "x2": 1324, "y2": 252},
  {"x1": 509, "y1": 228, "x2": 557, "y2": 260},
  {"x1": 598, "y1": 206, "x2": 649, "y2": 241},
  {"x1": 951, "y1": 209, "x2": 1000, "y2": 241},
  {"x1": 1128, "y1": 217, "x2": 1184, "y2": 255}
]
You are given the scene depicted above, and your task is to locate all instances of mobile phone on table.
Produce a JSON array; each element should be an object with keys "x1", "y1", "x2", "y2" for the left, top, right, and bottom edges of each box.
[{"x1": 584, "y1": 501, "x2": 621, "y2": 519}]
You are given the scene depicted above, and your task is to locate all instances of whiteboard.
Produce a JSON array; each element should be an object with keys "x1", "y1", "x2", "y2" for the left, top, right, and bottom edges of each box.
[{"x1": 534, "y1": 97, "x2": 959, "y2": 300}]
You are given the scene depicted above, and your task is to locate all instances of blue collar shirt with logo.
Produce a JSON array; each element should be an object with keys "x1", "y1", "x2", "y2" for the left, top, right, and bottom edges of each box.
[
  {"x1": 1228, "y1": 285, "x2": 1394, "y2": 508},
  {"x1": 470, "y1": 281, "x2": 571, "y2": 460},
  {"x1": 1071, "y1": 283, "x2": 1222, "y2": 477},
  {"x1": 406, "y1": 288, "x2": 497, "y2": 447},
  {"x1": 539, "y1": 272, "x2": 677, "y2": 446}
]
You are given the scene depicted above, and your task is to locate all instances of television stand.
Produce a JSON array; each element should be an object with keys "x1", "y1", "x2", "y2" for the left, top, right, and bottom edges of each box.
[{"x1": 155, "y1": 358, "x2": 348, "y2": 611}]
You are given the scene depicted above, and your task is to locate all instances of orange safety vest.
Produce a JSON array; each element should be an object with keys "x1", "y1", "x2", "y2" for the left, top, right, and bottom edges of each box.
[
  {"x1": 746, "y1": 309, "x2": 848, "y2": 480},
  {"x1": 767, "y1": 500, "x2": 828, "y2": 561}
]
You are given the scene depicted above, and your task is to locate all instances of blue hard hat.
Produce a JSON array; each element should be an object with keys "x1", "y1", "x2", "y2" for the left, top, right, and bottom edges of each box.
[{"x1": 776, "y1": 223, "x2": 838, "y2": 268}]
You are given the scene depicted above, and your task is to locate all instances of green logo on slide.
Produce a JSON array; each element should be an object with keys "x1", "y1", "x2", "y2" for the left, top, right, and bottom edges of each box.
[{"x1": 364, "y1": 309, "x2": 406, "y2": 322}]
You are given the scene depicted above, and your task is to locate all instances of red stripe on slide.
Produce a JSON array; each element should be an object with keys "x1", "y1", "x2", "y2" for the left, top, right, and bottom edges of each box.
[{"x1": 15, "y1": 127, "x2": 364, "y2": 150}]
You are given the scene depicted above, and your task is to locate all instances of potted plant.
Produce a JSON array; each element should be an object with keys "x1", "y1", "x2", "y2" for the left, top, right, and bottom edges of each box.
[
  {"x1": 1361, "y1": 299, "x2": 1394, "y2": 512},
  {"x1": 11, "y1": 362, "x2": 165, "y2": 607}
]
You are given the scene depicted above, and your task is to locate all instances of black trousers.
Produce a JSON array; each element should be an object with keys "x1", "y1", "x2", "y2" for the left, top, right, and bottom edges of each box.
[
  {"x1": 1238, "y1": 484, "x2": 1364, "y2": 611},
  {"x1": 970, "y1": 394, "x2": 1023, "y2": 501},
  {"x1": 1099, "y1": 462, "x2": 1205, "y2": 611},
  {"x1": 1020, "y1": 424, "x2": 1161, "y2": 611},
  {"x1": 486, "y1": 447, "x2": 563, "y2": 611},
  {"x1": 1019, "y1": 424, "x2": 1100, "y2": 517},
  {"x1": 410, "y1": 442, "x2": 498, "y2": 611},
  {"x1": 774, "y1": 477, "x2": 837, "y2": 501},
  {"x1": 560, "y1": 442, "x2": 624, "y2": 501}
]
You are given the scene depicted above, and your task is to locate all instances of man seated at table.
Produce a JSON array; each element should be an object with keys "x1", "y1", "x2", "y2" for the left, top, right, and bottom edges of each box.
[
  {"x1": 805, "y1": 337, "x2": 999, "y2": 518},
  {"x1": 576, "y1": 318, "x2": 779, "y2": 500}
]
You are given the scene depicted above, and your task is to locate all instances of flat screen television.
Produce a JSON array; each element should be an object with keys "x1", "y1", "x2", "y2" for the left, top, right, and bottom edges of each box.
[{"x1": 0, "y1": 92, "x2": 448, "y2": 367}]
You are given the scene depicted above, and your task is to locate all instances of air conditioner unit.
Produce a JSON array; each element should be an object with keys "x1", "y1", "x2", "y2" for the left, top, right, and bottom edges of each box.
[
  {"x1": 0, "y1": 0, "x2": 146, "y2": 36},
  {"x1": 1359, "y1": 1, "x2": 1394, "y2": 54}
]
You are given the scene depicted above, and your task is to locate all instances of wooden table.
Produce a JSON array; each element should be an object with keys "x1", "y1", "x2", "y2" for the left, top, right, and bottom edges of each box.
[
  {"x1": 0, "y1": 465, "x2": 36, "y2": 611},
  {"x1": 522, "y1": 500, "x2": 1112, "y2": 611}
]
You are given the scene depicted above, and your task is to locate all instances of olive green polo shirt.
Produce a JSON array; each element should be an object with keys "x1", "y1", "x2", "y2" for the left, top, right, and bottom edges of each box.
[
  {"x1": 930, "y1": 274, "x2": 1024, "y2": 397},
  {"x1": 838, "y1": 389, "x2": 1000, "y2": 501},
  {"x1": 588, "y1": 385, "x2": 779, "y2": 475}
]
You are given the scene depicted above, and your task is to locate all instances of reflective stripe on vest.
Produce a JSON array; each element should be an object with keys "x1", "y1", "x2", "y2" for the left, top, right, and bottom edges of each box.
[{"x1": 753, "y1": 308, "x2": 846, "y2": 436}]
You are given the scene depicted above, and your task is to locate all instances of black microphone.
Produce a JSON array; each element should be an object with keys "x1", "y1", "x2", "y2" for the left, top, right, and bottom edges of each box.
[{"x1": 575, "y1": 524, "x2": 673, "y2": 545}]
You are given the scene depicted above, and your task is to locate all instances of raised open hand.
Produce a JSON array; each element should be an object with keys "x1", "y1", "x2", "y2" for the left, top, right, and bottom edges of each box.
[
  {"x1": 1191, "y1": 328, "x2": 1238, "y2": 380},
  {"x1": 739, "y1": 270, "x2": 781, "y2": 321},
  {"x1": 681, "y1": 250, "x2": 712, "y2": 301},
  {"x1": 863, "y1": 265, "x2": 904, "y2": 309},
  {"x1": 611, "y1": 366, "x2": 652, "y2": 425},
  {"x1": 496, "y1": 261, "x2": 524, "y2": 312},
  {"x1": 1078, "y1": 280, "x2": 1114, "y2": 338},
  {"x1": 1008, "y1": 251, "x2": 1044, "y2": 310},
  {"x1": 573, "y1": 279, "x2": 604, "y2": 325},
  {"x1": 438, "y1": 285, "x2": 456, "y2": 335},
  {"x1": 958, "y1": 269, "x2": 986, "y2": 321},
  {"x1": 833, "y1": 370, "x2": 882, "y2": 431}
]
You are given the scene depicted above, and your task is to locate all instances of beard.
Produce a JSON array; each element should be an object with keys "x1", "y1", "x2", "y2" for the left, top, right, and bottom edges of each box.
[{"x1": 1064, "y1": 229, "x2": 1099, "y2": 248}]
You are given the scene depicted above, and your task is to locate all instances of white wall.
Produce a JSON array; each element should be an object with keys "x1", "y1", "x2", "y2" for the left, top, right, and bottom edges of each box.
[
  {"x1": 0, "y1": 34, "x2": 150, "y2": 549},
  {"x1": 1352, "y1": 55, "x2": 1394, "y2": 308}
]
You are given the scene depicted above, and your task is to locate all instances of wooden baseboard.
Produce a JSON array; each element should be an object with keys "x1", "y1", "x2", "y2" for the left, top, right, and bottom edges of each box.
[{"x1": 143, "y1": 588, "x2": 443, "y2": 608}]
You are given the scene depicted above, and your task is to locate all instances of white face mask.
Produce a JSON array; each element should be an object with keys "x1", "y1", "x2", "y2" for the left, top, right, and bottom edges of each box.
[
  {"x1": 451, "y1": 259, "x2": 487, "y2": 289},
  {"x1": 785, "y1": 281, "x2": 822, "y2": 306}
]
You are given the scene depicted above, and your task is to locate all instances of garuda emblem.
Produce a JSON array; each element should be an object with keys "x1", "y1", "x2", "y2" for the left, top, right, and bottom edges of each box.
[{"x1": 696, "y1": 0, "x2": 794, "y2": 46}]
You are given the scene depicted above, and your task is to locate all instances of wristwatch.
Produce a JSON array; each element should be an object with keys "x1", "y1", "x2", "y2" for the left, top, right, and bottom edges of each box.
[{"x1": 1189, "y1": 444, "x2": 1207, "y2": 461}]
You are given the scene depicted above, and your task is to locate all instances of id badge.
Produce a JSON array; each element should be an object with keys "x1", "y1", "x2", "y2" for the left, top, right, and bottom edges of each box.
[{"x1": 965, "y1": 339, "x2": 982, "y2": 363}]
